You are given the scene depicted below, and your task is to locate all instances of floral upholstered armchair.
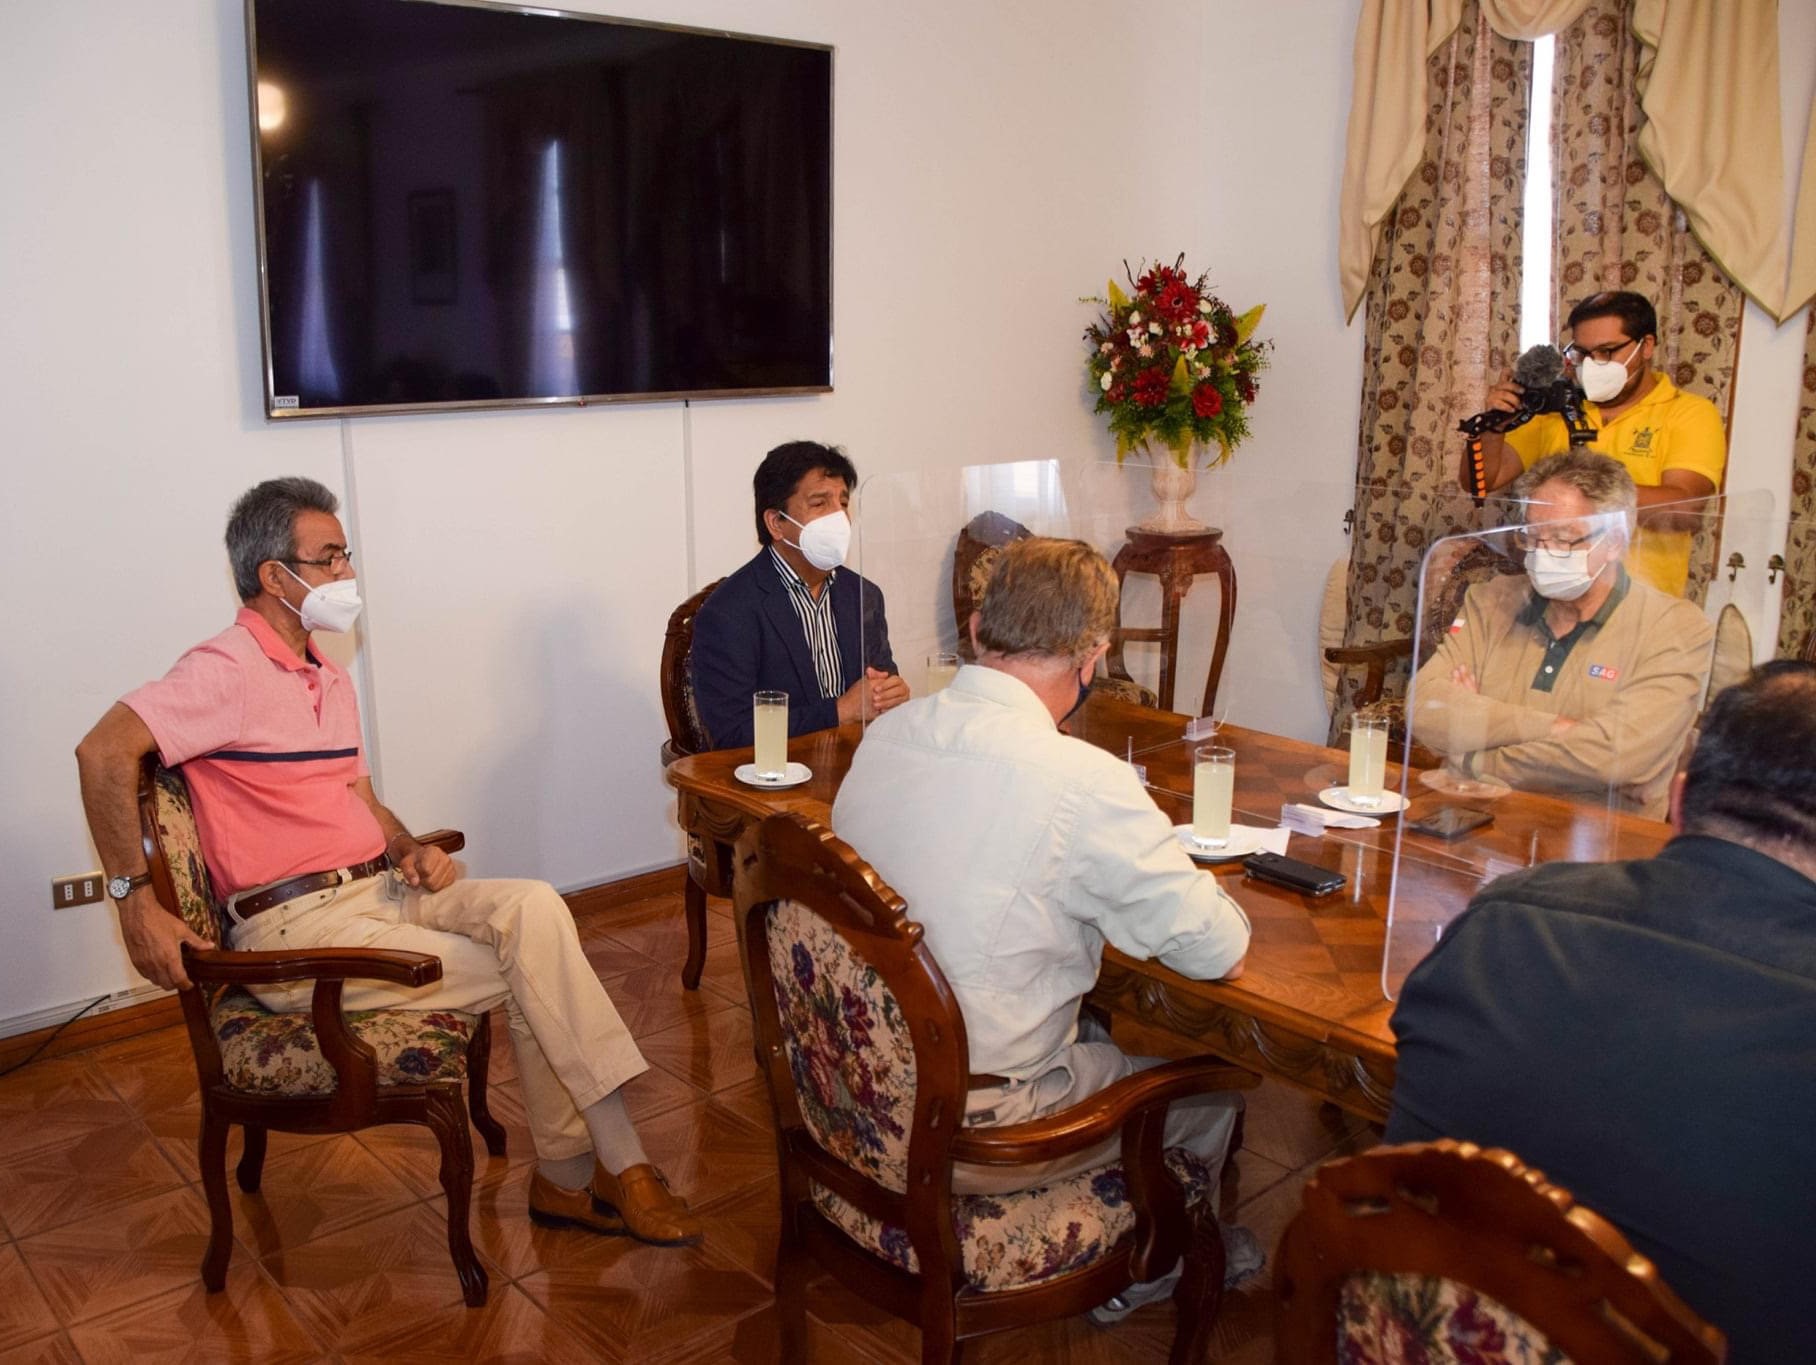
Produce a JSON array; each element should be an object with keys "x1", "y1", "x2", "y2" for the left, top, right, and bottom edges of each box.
[
  {"x1": 1273, "y1": 1140, "x2": 1725, "y2": 1364},
  {"x1": 733, "y1": 811, "x2": 1257, "y2": 1363},
  {"x1": 137, "y1": 755, "x2": 505, "y2": 1307}
]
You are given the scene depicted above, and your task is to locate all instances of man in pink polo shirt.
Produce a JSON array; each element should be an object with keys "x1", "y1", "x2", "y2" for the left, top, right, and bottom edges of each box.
[{"x1": 75, "y1": 476, "x2": 699, "y2": 1247}]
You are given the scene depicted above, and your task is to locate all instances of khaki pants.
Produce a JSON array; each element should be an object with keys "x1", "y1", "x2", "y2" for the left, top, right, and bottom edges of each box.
[
  {"x1": 953, "y1": 1018, "x2": 1241, "y2": 1196},
  {"x1": 227, "y1": 870, "x2": 646, "y2": 1162}
]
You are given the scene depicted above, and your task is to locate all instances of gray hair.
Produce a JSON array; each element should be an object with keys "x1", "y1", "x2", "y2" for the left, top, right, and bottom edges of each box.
[
  {"x1": 1512, "y1": 448, "x2": 1638, "y2": 543},
  {"x1": 225, "y1": 477, "x2": 339, "y2": 602}
]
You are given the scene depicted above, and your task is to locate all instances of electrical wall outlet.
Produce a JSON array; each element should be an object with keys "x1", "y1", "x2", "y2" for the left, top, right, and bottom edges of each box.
[{"x1": 52, "y1": 873, "x2": 105, "y2": 909}]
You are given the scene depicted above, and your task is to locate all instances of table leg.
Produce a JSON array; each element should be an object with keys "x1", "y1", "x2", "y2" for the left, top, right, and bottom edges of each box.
[{"x1": 1201, "y1": 546, "x2": 1238, "y2": 717}]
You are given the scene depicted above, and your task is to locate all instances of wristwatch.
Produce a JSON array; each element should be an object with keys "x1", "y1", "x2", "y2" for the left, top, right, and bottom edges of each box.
[{"x1": 107, "y1": 871, "x2": 153, "y2": 901}]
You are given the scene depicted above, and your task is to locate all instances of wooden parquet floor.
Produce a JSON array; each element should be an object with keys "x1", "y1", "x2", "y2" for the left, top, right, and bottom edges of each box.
[{"x1": 0, "y1": 887, "x2": 1378, "y2": 1363}]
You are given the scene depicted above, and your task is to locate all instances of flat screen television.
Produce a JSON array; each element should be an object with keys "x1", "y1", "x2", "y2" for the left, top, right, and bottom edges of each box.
[{"x1": 246, "y1": 0, "x2": 833, "y2": 418}]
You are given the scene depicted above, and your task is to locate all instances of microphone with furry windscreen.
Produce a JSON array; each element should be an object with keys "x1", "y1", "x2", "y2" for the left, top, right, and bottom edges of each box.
[{"x1": 1457, "y1": 344, "x2": 1584, "y2": 497}]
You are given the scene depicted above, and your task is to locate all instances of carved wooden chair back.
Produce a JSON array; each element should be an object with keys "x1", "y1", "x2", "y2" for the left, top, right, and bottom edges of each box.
[
  {"x1": 950, "y1": 511, "x2": 1031, "y2": 661},
  {"x1": 137, "y1": 755, "x2": 503, "y2": 1307},
  {"x1": 951, "y1": 510, "x2": 1156, "y2": 706},
  {"x1": 734, "y1": 811, "x2": 1247, "y2": 1362},
  {"x1": 660, "y1": 577, "x2": 726, "y2": 764},
  {"x1": 1275, "y1": 1139, "x2": 1726, "y2": 1364}
]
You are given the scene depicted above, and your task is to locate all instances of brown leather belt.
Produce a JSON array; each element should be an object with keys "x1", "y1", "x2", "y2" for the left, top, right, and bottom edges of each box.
[
  {"x1": 968, "y1": 1072, "x2": 1013, "y2": 1089},
  {"x1": 230, "y1": 855, "x2": 389, "y2": 920}
]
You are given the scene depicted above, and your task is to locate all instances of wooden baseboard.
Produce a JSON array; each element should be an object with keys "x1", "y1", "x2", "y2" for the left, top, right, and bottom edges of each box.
[
  {"x1": 0, "y1": 862, "x2": 691, "y2": 1071},
  {"x1": 0, "y1": 995, "x2": 185, "y2": 1072},
  {"x1": 564, "y1": 863, "x2": 687, "y2": 917}
]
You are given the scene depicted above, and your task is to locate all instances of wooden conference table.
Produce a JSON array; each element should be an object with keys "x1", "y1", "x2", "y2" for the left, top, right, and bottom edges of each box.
[{"x1": 665, "y1": 690, "x2": 1671, "y2": 1124}]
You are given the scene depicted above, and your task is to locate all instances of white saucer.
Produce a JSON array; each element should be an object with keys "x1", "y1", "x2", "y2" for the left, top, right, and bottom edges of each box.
[
  {"x1": 1418, "y1": 768, "x2": 1513, "y2": 800},
  {"x1": 734, "y1": 761, "x2": 813, "y2": 790},
  {"x1": 1318, "y1": 785, "x2": 1408, "y2": 815},
  {"x1": 1174, "y1": 824, "x2": 1266, "y2": 862}
]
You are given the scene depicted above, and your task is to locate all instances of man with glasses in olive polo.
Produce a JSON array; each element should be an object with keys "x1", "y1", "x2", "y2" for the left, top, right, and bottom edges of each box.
[
  {"x1": 1462, "y1": 290, "x2": 1727, "y2": 596},
  {"x1": 1412, "y1": 450, "x2": 1714, "y2": 818}
]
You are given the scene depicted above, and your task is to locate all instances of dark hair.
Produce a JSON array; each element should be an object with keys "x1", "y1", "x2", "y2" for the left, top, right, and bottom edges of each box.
[
  {"x1": 1679, "y1": 661, "x2": 1816, "y2": 847},
  {"x1": 1566, "y1": 290, "x2": 1657, "y2": 343},
  {"x1": 225, "y1": 477, "x2": 339, "y2": 602},
  {"x1": 752, "y1": 441, "x2": 857, "y2": 546}
]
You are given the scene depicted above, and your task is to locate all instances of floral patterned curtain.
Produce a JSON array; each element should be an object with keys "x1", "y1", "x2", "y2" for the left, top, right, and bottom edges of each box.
[
  {"x1": 1778, "y1": 308, "x2": 1816, "y2": 660},
  {"x1": 1335, "y1": 3, "x2": 1532, "y2": 742},
  {"x1": 1550, "y1": 1, "x2": 1745, "y2": 607}
]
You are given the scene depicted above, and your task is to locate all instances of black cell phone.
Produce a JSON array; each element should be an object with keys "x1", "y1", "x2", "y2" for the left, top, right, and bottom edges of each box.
[
  {"x1": 1405, "y1": 805, "x2": 1494, "y2": 841},
  {"x1": 1242, "y1": 851, "x2": 1346, "y2": 897}
]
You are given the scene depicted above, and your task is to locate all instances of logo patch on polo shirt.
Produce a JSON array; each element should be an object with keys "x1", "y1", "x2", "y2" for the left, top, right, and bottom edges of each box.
[
  {"x1": 1587, "y1": 663, "x2": 1620, "y2": 681},
  {"x1": 1449, "y1": 617, "x2": 1466, "y2": 634}
]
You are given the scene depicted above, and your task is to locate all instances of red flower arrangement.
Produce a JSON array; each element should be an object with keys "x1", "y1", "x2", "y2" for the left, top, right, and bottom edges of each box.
[{"x1": 1083, "y1": 256, "x2": 1270, "y2": 468}]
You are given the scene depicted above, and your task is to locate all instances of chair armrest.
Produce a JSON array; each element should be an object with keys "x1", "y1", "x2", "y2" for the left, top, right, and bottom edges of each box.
[
  {"x1": 415, "y1": 829, "x2": 465, "y2": 856},
  {"x1": 1323, "y1": 639, "x2": 1412, "y2": 666},
  {"x1": 948, "y1": 1058, "x2": 1258, "y2": 1166},
  {"x1": 182, "y1": 946, "x2": 443, "y2": 989}
]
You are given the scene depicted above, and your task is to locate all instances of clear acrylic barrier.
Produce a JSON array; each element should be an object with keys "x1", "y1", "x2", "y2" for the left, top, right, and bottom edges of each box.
[
  {"x1": 1381, "y1": 488, "x2": 1782, "y2": 998},
  {"x1": 852, "y1": 460, "x2": 1469, "y2": 985},
  {"x1": 852, "y1": 457, "x2": 1409, "y2": 753},
  {"x1": 844, "y1": 461, "x2": 1808, "y2": 1007}
]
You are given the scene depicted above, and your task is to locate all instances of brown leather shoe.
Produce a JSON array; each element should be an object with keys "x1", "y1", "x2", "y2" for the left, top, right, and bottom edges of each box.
[
  {"x1": 526, "y1": 1170, "x2": 629, "y2": 1235},
  {"x1": 590, "y1": 1161, "x2": 704, "y2": 1246}
]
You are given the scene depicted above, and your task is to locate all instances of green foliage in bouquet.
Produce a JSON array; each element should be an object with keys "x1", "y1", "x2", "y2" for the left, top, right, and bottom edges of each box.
[{"x1": 1083, "y1": 256, "x2": 1270, "y2": 469}]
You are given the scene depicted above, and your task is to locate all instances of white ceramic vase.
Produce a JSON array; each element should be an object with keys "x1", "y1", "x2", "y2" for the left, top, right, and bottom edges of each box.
[{"x1": 1139, "y1": 451, "x2": 1210, "y2": 534}]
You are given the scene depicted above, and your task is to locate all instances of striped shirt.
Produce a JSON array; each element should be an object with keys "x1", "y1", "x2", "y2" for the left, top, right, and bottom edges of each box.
[{"x1": 768, "y1": 546, "x2": 846, "y2": 699}]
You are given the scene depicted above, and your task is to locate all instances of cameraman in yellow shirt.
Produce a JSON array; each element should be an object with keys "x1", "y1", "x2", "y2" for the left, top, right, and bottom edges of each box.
[{"x1": 1462, "y1": 290, "x2": 1727, "y2": 596}]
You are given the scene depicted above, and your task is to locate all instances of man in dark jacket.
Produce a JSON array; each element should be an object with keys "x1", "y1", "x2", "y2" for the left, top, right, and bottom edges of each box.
[
  {"x1": 690, "y1": 441, "x2": 906, "y2": 747},
  {"x1": 1387, "y1": 661, "x2": 1816, "y2": 1364}
]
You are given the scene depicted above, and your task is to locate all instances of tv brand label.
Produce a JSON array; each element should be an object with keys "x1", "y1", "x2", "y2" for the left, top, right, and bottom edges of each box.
[{"x1": 272, "y1": 395, "x2": 299, "y2": 409}]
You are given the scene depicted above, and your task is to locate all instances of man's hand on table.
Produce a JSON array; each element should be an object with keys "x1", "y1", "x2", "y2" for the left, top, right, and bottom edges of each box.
[{"x1": 836, "y1": 668, "x2": 910, "y2": 725}]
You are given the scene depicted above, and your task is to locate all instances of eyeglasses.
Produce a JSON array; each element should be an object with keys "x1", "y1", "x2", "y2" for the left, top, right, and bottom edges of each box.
[
  {"x1": 286, "y1": 549, "x2": 354, "y2": 572},
  {"x1": 1561, "y1": 337, "x2": 1636, "y2": 365},
  {"x1": 1513, "y1": 527, "x2": 1600, "y2": 554}
]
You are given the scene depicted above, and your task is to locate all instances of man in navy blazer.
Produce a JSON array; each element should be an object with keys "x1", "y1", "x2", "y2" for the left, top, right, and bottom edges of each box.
[{"x1": 690, "y1": 441, "x2": 908, "y2": 748}]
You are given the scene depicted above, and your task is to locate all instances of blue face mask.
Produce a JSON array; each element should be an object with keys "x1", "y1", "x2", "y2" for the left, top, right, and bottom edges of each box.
[{"x1": 1061, "y1": 676, "x2": 1092, "y2": 726}]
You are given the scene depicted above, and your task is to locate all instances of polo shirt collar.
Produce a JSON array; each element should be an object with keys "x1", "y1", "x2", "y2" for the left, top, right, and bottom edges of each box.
[
  {"x1": 1659, "y1": 834, "x2": 1816, "y2": 908},
  {"x1": 235, "y1": 606, "x2": 342, "y2": 677},
  {"x1": 1515, "y1": 565, "x2": 1630, "y2": 635},
  {"x1": 948, "y1": 662, "x2": 1058, "y2": 729}
]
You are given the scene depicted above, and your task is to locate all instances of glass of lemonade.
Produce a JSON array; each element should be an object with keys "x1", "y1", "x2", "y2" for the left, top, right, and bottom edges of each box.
[
  {"x1": 1191, "y1": 745, "x2": 1235, "y2": 848},
  {"x1": 925, "y1": 652, "x2": 960, "y2": 693},
  {"x1": 1347, "y1": 709, "x2": 1390, "y2": 807},
  {"x1": 753, "y1": 691, "x2": 788, "y2": 780}
]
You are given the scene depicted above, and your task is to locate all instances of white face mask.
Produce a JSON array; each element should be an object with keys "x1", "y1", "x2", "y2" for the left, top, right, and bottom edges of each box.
[
  {"x1": 280, "y1": 563, "x2": 364, "y2": 633},
  {"x1": 1524, "y1": 547, "x2": 1599, "y2": 602},
  {"x1": 1576, "y1": 345, "x2": 1638, "y2": 404},
  {"x1": 780, "y1": 509, "x2": 851, "y2": 572}
]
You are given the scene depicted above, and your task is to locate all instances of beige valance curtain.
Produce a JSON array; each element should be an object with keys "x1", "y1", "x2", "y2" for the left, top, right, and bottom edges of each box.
[{"x1": 1341, "y1": 0, "x2": 1812, "y2": 322}]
